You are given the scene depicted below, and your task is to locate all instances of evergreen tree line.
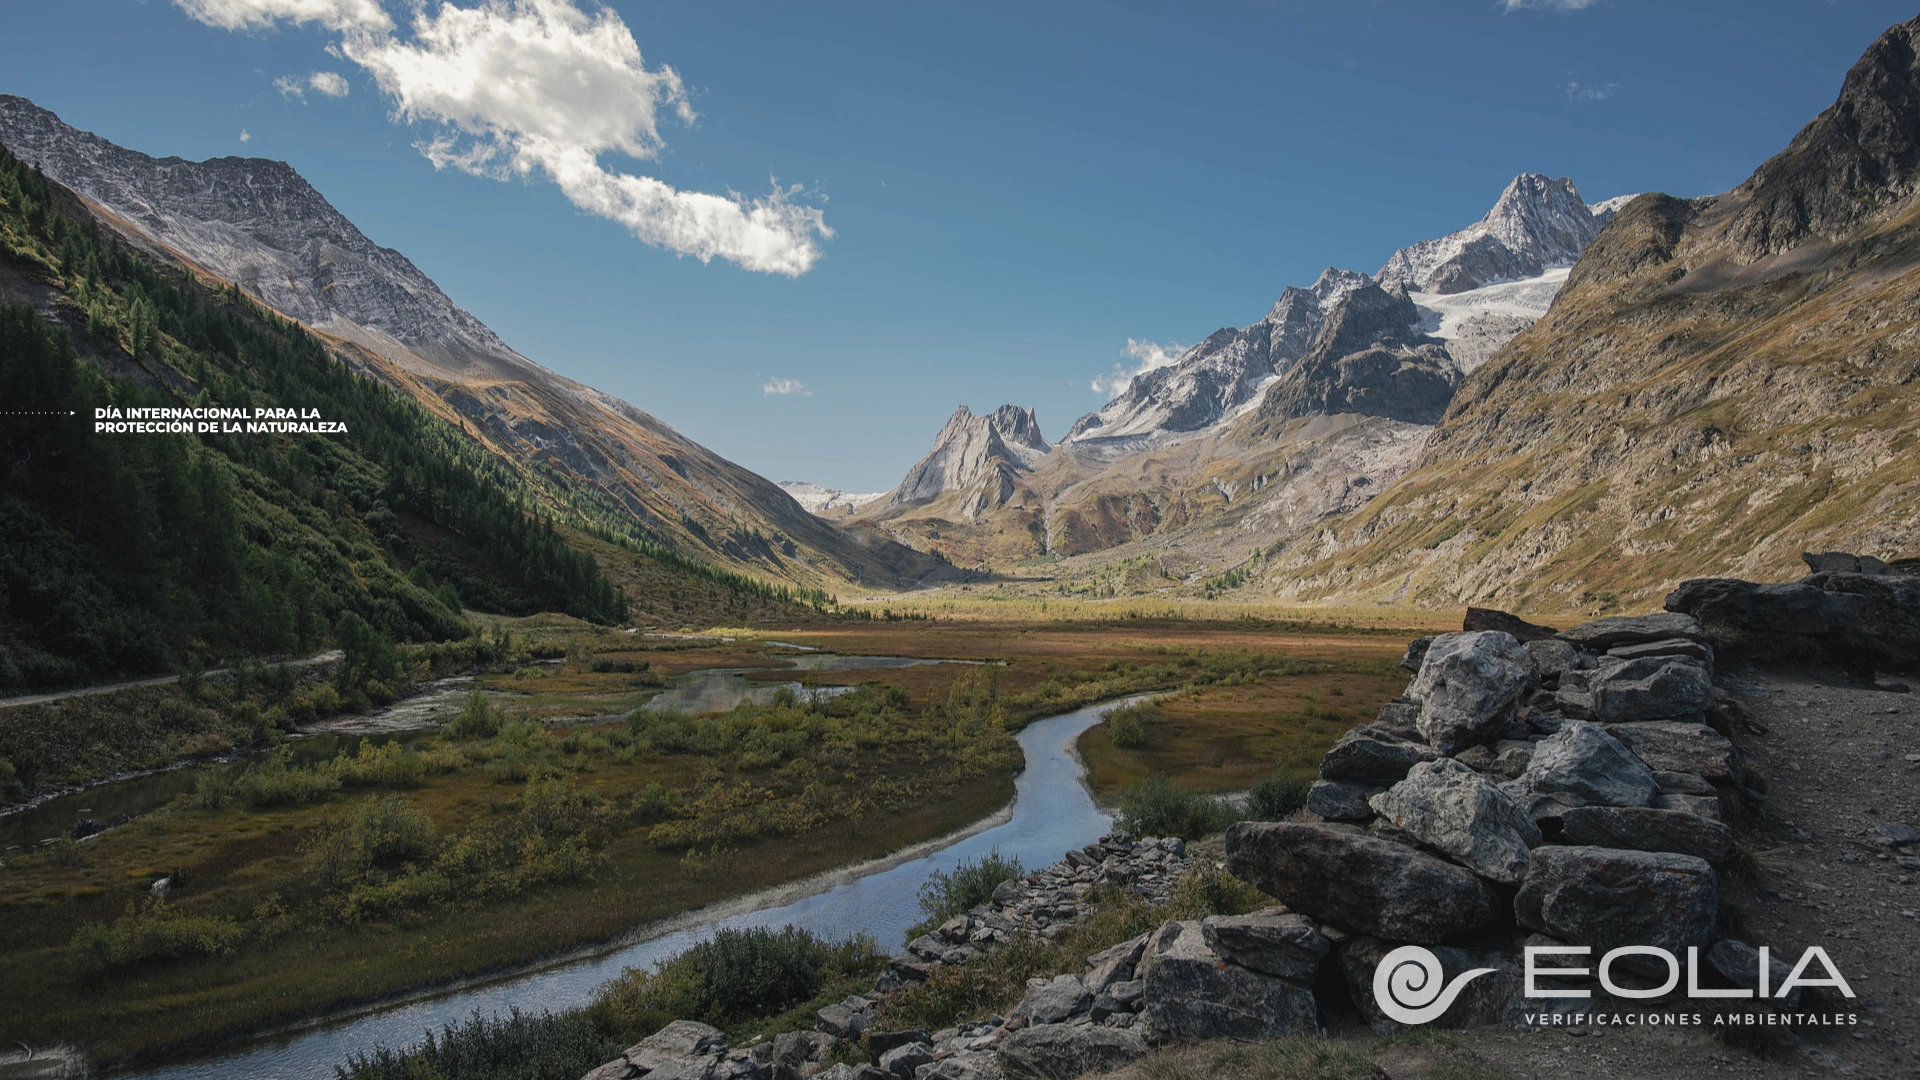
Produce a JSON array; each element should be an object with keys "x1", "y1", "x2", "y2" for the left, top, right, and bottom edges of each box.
[{"x1": 0, "y1": 145, "x2": 626, "y2": 693}]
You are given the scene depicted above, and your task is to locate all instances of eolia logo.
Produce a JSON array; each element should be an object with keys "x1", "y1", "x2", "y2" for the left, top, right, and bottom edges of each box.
[
  {"x1": 1372, "y1": 944, "x2": 1857, "y2": 1025},
  {"x1": 1372, "y1": 946, "x2": 1497, "y2": 1024}
]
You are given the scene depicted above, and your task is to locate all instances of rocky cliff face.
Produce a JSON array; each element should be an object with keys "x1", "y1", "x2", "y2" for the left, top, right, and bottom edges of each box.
[
  {"x1": 888, "y1": 405, "x2": 1051, "y2": 512},
  {"x1": 1065, "y1": 268, "x2": 1368, "y2": 446},
  {"x1": 0, "y1": 96, "x2": 941, "y2": 589},
  {"x1": 1248, "y1": 284, "x2": 1457, "y2": 429},
  {"x1": 1377, "y1": 174, "x2": 1612, "y2": 295},
  {"x1": 1269, "y1": 15, "x2": 1920, "y2": 610}
]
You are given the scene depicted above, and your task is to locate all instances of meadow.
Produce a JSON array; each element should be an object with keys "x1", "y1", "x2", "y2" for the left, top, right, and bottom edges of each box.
[{"x1": 0, "y1": 609, "x2": 1428, "y2": 1067}]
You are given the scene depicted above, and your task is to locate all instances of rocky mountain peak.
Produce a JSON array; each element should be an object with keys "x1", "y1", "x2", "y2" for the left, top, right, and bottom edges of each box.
[
  {"x1": 0, "y1": 94, "x2": 516, "y2": 379},
  {"x1": 1377, "y1": 172, "x2": 1603, "y2": 295},
  {"x1": 889, "y1": 404, "x2": 1049, "y2": 509},
  {"x1": 1726, "y1": 15, "x2": 1920, "y2": 260}
]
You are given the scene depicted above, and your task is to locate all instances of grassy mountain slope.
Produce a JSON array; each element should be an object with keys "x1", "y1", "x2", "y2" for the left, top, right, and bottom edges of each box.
[{"x1": 0, "y1": 148, "x2": 819, "y2": 694}]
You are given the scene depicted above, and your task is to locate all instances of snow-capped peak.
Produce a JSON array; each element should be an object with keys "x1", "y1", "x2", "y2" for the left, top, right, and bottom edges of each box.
[{"x1": 1377, "y1": 173, "x2": 1603, "y2": 295}]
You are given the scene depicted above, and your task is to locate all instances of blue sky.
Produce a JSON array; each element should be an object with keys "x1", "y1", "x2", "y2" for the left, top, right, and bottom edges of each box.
[{"x1": 1, "y1": 1, "x2": 1911, "y2": 491}]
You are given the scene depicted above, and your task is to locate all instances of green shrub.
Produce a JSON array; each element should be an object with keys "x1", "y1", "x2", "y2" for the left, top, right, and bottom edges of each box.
[
  {"x1": 1117, "y1": 776, "x2": 1242, "y2": 840},
  {"x1": 1103, "y1": 700, "x2": 1155, "y2": 749},
  {"x1": 339, "y1": 1008, "x2": 621, "y2": 1080},
  {"x1": 327, "y1": 740, "x2": 425, "y2": 789},
  {"x1": 192, "y1": 766, "x2": 232, "y2": 810},
  {"x1": 588, "y1": 926, "x2": 882, "y2": 1036},
  {"x1": 231, "y1": 747, "x2": 342, "y2": 808},
  {"x1": 909, "y1": 851, "x2": 1025, "y2": 940},
  {"x1": 69, "y1": 900, "x2": 247, "y2": 972},
  {"x1": 447, "y1": 689, "x2": 503, "y2": 739},
  {"x1": 305, "y1": 794, "x2": 437, "y2": 891},
  {"x1": 1245, "y1": 775, "x2": 1312, "y2": 821}
]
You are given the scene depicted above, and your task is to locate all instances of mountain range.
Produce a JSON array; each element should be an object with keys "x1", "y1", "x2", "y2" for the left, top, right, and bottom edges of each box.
[
  {"x1": 834, "y1": 16, "x2": 1920, "y2": 609},
  {"x1": 6, "y1": 12, "x2": 1917, "y2": 620}
]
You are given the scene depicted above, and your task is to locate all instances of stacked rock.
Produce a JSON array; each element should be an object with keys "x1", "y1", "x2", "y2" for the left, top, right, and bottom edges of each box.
[
  {"x1": 1232, "y1": 611, "x2": 1754, "y2": 1028},
  {"x1": 872, "y1": 835, "x2": 1191, "y2": 995}
]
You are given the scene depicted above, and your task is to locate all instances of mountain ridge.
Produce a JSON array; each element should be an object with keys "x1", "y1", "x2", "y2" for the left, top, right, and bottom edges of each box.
[{"x1": 0, "y1": 96, "x2": 941, "y2": 592}]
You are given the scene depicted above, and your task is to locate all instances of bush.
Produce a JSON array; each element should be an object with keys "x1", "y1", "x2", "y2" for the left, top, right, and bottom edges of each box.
[
  {"x1": 327, "y1": 740, "x2": 425, "y2": 789},
  {"x1": 1244, "y1": 775, "x2": 1312, "y2": 821},
  {"x1": 305, "y1": 794, "x2": 437, "y2": 891},
  {"x1": 1102, "y1": 700, "x2": 1156, "y2": 749},
  {"x1": 339, "y1": 1008, "x2": 621, "y2": 1080},
  {"x1": 447, "y1": 689, "x2": 503, "y2": 739},
  {"x1": 909, "y1": 851, "x2": 1025, "y2": 940},
  {"x1": 588, "y1": 926, "x2": 882, "y2": 1036},
  {"x1": 231, "y1": 747, "x2": 341, "y2": 808},
  {"x1": 1116, "y1": 776, "x2": 1242, "y2": 840},
  {"x1": 69, "y1": 900, "x2": 247, "y2": 972},
  {"x1": 193, "y1": 766, "x2": 232, "y2": 809}
]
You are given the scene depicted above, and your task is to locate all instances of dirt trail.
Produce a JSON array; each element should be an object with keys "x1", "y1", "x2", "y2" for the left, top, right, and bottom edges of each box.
[{"x1": 0, "y1": 650, "x2": 341, "y2": 710}]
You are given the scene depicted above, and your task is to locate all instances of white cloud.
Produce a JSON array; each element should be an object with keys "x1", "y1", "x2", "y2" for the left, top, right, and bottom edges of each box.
[
  {"x1": 1090, "y1": 338, "x2": 1187, "y2": 397},
  {"x1": 177, "y1": 0, "x2": 392, "y2": 33},
  {"x1": 762, "y1": 377, "x2": 811, "y2": 397},
  {"x1": 276, "y1": 70, "x2": 352, "y2": 101},
  {"x1": 178, "y1": 0, "x2": 831, "y2": 276},
  {"x1": 1500, "y1": 0, "x2": 1598, "y2": 10},
  {"x1": 308, "y1": 70, "x2": 350, "y2": 97},
  {"x1": 1565, "y1": 78, "x2": 1618, "y2": 101},
  {"x1": 239, "y1": 128, "x2": 252, "y2": 143}
]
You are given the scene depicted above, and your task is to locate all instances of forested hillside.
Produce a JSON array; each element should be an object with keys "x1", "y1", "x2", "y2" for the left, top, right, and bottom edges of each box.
[{"x1": 0, "y1": 146, "x2": 641, "y2": 692}]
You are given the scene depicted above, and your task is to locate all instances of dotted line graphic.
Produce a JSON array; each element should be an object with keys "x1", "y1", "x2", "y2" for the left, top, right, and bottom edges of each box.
[{"x1": 0, "y1": 411, "x2": 78, "y2": 416}]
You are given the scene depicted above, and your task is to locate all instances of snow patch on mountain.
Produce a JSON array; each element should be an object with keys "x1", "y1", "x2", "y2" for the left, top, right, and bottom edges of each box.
[
  {"x1": 777, "y1": 482, "x2": 886, "y2": 518},
  {"x1": 1377, "y1": 174, "x2": 1603, "y2": 295}
]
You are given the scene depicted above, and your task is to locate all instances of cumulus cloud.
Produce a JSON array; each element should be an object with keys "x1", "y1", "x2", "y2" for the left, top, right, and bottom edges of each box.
[
  {"x1": 239, "y1": 128, "x2": 252, "y2": 143},
  {"x1": 1565, "y1": 79, "x2": 1617, "y2": 101},
  {"x1": 762, "y1": 377, "x2": 811, "y2": 397},
  {"x1": 309, "y1": 70, "x2": 350, "y2": 96},
  {"x1": 1090, "y1": 338, "x2": 1187, "y2": 397},
  {"x1": 274, "y1": 74, "x2": 305, "y2": 100},
  {"x1": 1500, "y1": 0, "x2": 1598, "y2": 10},
  {"x1": 176, "y1": 0, "x2": 831, "y2": 276}
]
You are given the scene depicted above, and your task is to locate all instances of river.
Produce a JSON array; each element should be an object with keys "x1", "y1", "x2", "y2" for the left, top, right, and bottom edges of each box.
[{"x1": 119, "y1": 693, "x2": 1137, "y2": 1080}]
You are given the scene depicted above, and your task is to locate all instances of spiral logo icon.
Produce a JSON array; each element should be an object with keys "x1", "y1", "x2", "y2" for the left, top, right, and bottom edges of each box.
[{"x1": 1372, "y1": 945, "x2": 1497, "y2": 1025}]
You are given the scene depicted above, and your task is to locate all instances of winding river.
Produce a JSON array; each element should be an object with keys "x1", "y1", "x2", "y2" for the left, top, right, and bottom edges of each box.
[{"x1": 120, "y1": 693, "x2": 1138, "y2": 1080}]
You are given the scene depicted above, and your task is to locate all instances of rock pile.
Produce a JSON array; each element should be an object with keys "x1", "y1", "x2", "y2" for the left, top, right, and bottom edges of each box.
[
  {"x1": 1235, "y1": 609, "x2": 1754, "y2": 1028},
  {"x1": 1667, "y1": 550, "x2": 1920, "y2": 676}
]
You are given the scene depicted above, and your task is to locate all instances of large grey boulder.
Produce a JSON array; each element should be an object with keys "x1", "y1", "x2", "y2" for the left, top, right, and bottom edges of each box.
[
  {"x1": 1368, "y1": 759, "x2": 1541, "y2": 884},
  {"x1": 1136, "y1": 921, "x2": 1318, "y2": 1042},
  {"x1": 1199, "y1": 913, "x2": 1330, "y2": 981},
  {"x1": 1018, "y1": 974, "x2": 1092, "y2": 1025},
  {"x1": 1583, "y1": 656, "x2": 1715, "y2": 723},
  {"x1": 1606, "y1": 721, "x2": 1733, "y2": 780},
  {"x1": 918, "y1": 1053, "x2": 1004, "y2": 1080},
  {"x1": 1559, "y1": 612, "x2": 1708, "y2": 651},
  {"x1": 1320, "y1": 727, "x2": 1441, "y2": 784},
  {"x1": 1225, "y1": 822, "x2": 1499, "y2": 943},
  {"x1": 1521, "y1": 638, "x2": 1584, "y2": 689},
  {"x1": 1407, "y1": 631, "x2": 1532, "y2": 754},
  {"x1": 624, "y1": 1021, "x2": 726, "y2": 1074},
  {"x1": 1558, "y1": 805, "x2": 1732, "y2": 862},
  {"x1": 1083, "y1": 934, "x2": 1148, "y2": 996},
  {"x1": 1307, "y1": 779, "x2": 1379, "y2": 821},
  {"x1": 996, "y1": 1025, "x2": 1147, "y2": 1080},
  {"x1": 1515, "y1": 846, "x2": 1717, "y2": 970},
  {"x1": 1341, "y1": 936, "x2": 1523, "y2": 1031},
  {"x1": 1517, "y1": 722, "x2": 1656, "y2": 809},
  {"x1": 1664, "y1": 578, "x2": 1870, "y2": 666}
]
